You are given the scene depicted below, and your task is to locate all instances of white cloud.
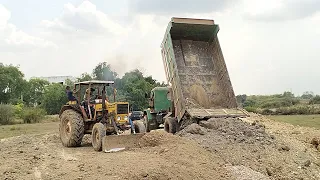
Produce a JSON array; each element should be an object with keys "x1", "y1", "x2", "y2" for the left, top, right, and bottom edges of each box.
[
  {"x1": 0, "y1": 4, "x2": 10, "y2": 27},
  {"x1": 37, "y1": 1, "x2": 168, "y2": 81},
  {"x1": 0, "y1": 4, "x2": 56, "y2": 52},
  {"x1": 41, "y1": 1, "x2": 125, "y2": 36},
  {"x1": 243, "y1": 0, "x2": 320, "y2": 21}
]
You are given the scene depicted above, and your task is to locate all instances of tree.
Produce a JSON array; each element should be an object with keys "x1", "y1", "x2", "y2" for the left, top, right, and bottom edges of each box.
[
  {"x1": 65, "y1": 78, "x2": 74, "y2": 87},
  {"x1": 0, "y1": 64, "x2": 25, "y2": 104},
  {"x1": 236, "y1": 94, "x2": 247, "y2": 106},
  {"x1": 41, "y1": 83, "x2": 67, "y2": 114},
  {"x1": 283, "y1": 91, "x2": 294, "y2": 98},
  {"x1": 23, "y1": 78, "x2": 49, "y2": 106},
  {"x1": 92, "y1": 62, "x2": 118, "y2": 81},
  {"x1": 309, "y1": 95, "x2": 320, "y2": 105},
  {"x1": 301, "y1": 91, "x2": 314, "y2": 99},
  {"x1": 77, "y1": 73, "x2": 93, "y2": 82},
  {"x1": 120, "y1": 69, "x2": 155, "y2": 110}
]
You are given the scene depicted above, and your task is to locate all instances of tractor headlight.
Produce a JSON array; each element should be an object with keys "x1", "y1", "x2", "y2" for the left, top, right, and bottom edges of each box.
[
  {"x1": 117, "y1": 116, "x2": 121, "y2": 120},
  {"x1": 124, "y1": 116, "x2": 128, "y2": 120}
]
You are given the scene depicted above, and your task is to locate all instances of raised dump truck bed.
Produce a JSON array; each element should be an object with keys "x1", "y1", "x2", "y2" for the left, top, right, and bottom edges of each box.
[{"x1": 161, "y1": 17, "x2": 247, "y2": 123}]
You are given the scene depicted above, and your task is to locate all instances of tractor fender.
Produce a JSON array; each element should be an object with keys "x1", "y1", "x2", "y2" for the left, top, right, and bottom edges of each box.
[{"x1": 59, "y1": 104, "x2": 85, "y2": 118}]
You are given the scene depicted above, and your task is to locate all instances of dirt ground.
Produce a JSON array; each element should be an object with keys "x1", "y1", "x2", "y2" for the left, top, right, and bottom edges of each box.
[{"x1": 1, "y1": 113, "x2": 320, "y2": 180}]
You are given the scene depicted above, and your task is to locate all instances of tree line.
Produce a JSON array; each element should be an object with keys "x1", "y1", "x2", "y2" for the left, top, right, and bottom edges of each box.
[
  {"x1": 0, "y1": 62, "x2": 166, "y2": 124},
  {"x1": 237, "y1": 91, "x2": 320, "y2": 115}
]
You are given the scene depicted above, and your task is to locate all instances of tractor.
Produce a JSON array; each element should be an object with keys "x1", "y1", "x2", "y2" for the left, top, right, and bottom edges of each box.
[{"x1": 59, "y1": 80, "x2": 146, "y2": 152}]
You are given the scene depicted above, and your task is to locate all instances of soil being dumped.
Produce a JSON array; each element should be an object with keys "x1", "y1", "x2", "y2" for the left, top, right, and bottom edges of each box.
[{"x1": 178, "y1": 116, "x2": 320, "y2": 179}]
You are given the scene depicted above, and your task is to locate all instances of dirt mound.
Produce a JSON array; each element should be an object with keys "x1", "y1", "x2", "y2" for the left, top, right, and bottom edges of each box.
[
  {"x1": 178, "y1": 123, "x2": 207, "y2": 135},
  {"x1": 138, "y1": 130, "x2": 178, "y2": 147},
  {"x1": 178, "y1": 117, "x2": 320, "y2": 179},
  {"x1": 0, "y1": 130, "x2": 232, "y2": 180}
]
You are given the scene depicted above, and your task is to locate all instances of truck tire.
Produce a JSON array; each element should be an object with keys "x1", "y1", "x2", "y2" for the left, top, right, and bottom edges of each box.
[
  {"x1": 59, "y1": 109, "x2": 84, "y2": 147},
  {"x1": 143, "y1": 116, "x2": 150, "y2": 132},
  {"x1": 92, "y1": 123, "x2": 106, "y2": 151},
  {"x1": 133, "y1": 120, "x2": 146, "y2": 133},
  {"x1": 164, "y1": 117, "x2": 178, "y2": 134}
]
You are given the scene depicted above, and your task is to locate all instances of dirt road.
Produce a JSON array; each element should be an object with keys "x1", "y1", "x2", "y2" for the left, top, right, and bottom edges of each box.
[{"x1": 1, "y1": 114, "x2": 320, "y2": 180}]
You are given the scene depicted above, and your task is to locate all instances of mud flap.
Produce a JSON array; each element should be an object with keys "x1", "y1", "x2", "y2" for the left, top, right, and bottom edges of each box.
[{"x1": 102, "y1": 133, "x2": 145, "y2": 153}]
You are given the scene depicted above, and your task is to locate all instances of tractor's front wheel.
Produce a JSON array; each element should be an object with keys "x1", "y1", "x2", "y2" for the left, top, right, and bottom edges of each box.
[
  {"x1": 59, "y1": 109, "x2": 84, "y2": 147},
  {"x1": 92, "y1": 123, "x2": 106, "y2": 151}
]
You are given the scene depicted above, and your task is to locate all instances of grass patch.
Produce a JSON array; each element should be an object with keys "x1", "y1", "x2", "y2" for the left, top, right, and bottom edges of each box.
[
  {"x1": 0, "y1": 122, "x2": 58, "y2": 139},
  {"x1": 269, "y1": 115, "x2": 320, "y2": 129},
  {"x1": 43, "y1": 115, "x2": 59, "y2": 123}
]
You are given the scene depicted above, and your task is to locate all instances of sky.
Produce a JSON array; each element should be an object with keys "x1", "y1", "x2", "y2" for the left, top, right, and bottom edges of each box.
[{"x1": 0, "y1": 0, "x2": 319, "y2": 95}]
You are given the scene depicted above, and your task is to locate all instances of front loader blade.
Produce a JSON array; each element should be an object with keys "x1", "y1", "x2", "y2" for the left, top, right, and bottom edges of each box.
[{"x1": 102, "y1": 133, "x2": 145, "y2": 152}]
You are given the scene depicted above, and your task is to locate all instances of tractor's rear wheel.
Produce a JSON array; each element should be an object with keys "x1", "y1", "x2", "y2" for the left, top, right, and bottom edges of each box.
[
  {"x1": 164, "y1": 117, "x2": 178, "y2": 134},
  {"x1": 92, "y1": 123, "x2": 106, "y2": 151},
  {"x1": 133, "y1": 120, "x2": 146, "y2": 133},
  {"x1": 59, "y1": 109, "x2": 84, "y2": 147}
]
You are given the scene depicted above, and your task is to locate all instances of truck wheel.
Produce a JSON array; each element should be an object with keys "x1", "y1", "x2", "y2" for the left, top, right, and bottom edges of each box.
[
  {"x1": 59, "y1": 109, "x2": 84, "y2": 147},
  {"x1": 144, "y1": 116, "x2": 150, "y2": 132},
  {"x1": 133, "y1": 120, "x2": 146, "y2": 133},
  {"x1": 164, "y1": 117, "x2": 178, "y2": 134},
  {"x1": 92, "y1": 123, "x2": 106, "y2": 151}
]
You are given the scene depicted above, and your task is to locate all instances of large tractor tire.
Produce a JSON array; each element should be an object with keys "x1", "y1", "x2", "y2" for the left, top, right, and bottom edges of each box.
[
  {"x1": 133, "y1": 120, "x2": 146, "y2": 133},
  {"x1": 164, "y1": 117, "x2": 178, "y2": 134},
  {"x1": 59, "y1": 109, "x2": 84, "y2": 147},
  {"x1": 92, "y1": 123, "x2": 106, "y2": 152}
]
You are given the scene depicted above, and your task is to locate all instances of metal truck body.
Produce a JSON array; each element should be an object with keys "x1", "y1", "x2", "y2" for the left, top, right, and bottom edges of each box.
[{"x1": 160, "y1": 17, "x2": 247, "y2": 129}]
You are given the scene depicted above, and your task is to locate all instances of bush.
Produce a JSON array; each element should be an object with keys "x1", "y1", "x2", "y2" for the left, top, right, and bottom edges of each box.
[
  {"x1": 261, "y1": 108, "x2": 275, "y2": 115},
  {"x1": 0, "y1": 104, "x2": 14, "y2": 125},
  {"x1": 310, "y1": 95, "x2": 320, "y2": 105},
  {"x1": 244, "y1": 106, "x2": 257, "y2": 113},
  {"x1": 13, "y1": 102, "x2": 24, "y2": 119},
  {"x1": 21, "y1": 108, "x2": 46, "y2": 124}
]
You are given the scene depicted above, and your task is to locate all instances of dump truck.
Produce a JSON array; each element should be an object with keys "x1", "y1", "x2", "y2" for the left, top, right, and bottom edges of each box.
[{"x1": 144, "y1": 17, "x2": 249, "y2": 133}]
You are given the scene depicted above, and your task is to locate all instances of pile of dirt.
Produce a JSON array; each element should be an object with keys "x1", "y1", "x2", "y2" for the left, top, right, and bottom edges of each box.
[
  {"x1": 179, "y1": 118, "x2": 275, "y2": 145},
  {"x1": 0, "y1": 131, "x2": 231, "y2": 180},
  {"x1": 178, "y1": 117, "x2": 320, "y2": 179}
]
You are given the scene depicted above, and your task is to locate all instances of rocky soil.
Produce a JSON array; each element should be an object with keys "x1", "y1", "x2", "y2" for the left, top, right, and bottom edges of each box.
[{"x1": 178, "y1": 115, "x2": 320, "y2": 179}]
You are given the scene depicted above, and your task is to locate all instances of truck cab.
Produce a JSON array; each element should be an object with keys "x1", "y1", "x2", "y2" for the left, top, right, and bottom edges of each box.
[{"x1": 143, "y1": 87, "x2": 173, "y2": 131}]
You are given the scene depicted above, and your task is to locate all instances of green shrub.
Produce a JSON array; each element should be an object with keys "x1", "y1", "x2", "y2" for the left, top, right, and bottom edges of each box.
[
  {"x1": 0, "y1": 104, "x2": 14, "y2": 125},
  {"x1": 244, "y1": 106, "x2": 257, "y2": 113},
  {"x1": 261, "y1": 109, "x2": 275, "y2": 115},
  {"x1": 21, "y1": 108, "x2": 46, "y2": 124},
  {"x1": 13, "y1": 102, "x2": 24, "y2": 119},
  {"x1": 271, "y1": 105, "x2": 320, "y2": 115}
]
